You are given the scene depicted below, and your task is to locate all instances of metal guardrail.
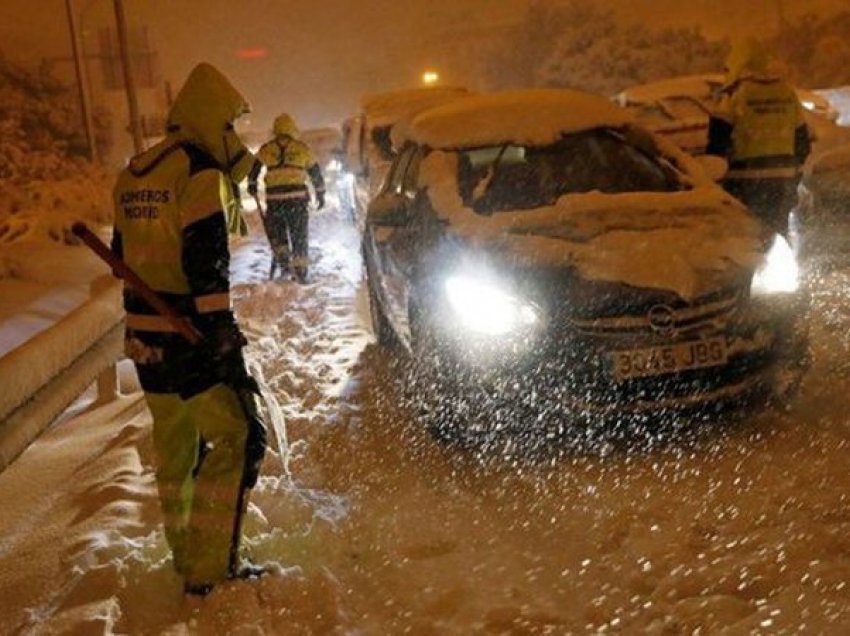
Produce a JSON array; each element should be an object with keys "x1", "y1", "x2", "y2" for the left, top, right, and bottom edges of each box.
[{"x1": 0, "y1": 276, "x2": 124, "y2": 473}]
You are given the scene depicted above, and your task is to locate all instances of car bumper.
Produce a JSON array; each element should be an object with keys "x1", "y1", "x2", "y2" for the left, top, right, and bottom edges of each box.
[{"x1": 417, "y1": 296, "x2": 808, "y2": 418}]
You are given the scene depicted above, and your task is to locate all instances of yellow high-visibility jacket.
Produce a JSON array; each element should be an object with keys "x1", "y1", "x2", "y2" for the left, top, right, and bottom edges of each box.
[
  {"x1": 111, "y1": 64, "x2": 246, "y2": 396},
  {"x1": 708, "y1": 77, "x2": 809, "y2": 180},
  {"x1": 250, "y1": 136, "x2": 325, "y2": 202}
]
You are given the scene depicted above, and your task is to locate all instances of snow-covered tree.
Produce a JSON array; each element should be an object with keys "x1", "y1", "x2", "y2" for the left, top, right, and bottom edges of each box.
[
  {"x1": 0, "y1": 55, "x2": 111, "y2": 249},
  {"x1": 0, "y1": 54, "x2": 110, "y2": 181},
  {"x1": 485, "y1": 1, "x2": 727, "y2": 95},
  {"x1": 774, "y1": 11, "x2": 850, "y2": 88}
]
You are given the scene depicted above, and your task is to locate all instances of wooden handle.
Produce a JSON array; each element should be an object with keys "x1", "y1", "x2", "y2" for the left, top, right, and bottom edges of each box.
[{"x1": 72, "y1": 223, "x2": 204, "y2": 345}]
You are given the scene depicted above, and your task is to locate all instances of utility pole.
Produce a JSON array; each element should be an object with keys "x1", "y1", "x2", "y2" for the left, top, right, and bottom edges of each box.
[
  {"x1": 64, "y1": 0, "x2": 99, "y2": 162},
  {"x1": 775, "y1": 0, "x2": 788, "y2": 30},
  {"x1": 113, "y1": 0, "x2": 144, "y2": 153}
]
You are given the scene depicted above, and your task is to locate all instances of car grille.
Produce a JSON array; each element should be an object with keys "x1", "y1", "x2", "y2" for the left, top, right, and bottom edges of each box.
[{"x1": 567, "y1": 288, "x2": 741, "y2": 338}]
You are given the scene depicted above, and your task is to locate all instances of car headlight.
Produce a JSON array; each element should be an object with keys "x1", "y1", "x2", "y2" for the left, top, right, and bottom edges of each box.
[
  {"x1": 444, "y1": 275, "x2": 541, "y2": 336},
  {"x1": 751, "y1": 234, "x2": 800, "y2": 296}
]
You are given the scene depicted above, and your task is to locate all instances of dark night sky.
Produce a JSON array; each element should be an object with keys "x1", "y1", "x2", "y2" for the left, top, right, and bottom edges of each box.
[{"x1": 0, "y1": 0, "x2": 843, "y2": 140}]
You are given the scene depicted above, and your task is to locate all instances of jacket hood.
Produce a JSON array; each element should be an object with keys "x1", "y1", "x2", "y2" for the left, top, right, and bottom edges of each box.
[
  {"x1": 167, "y1": 63, "x2": 250, "y2": 161},
  {"x1": 273, "y1": 113, "x2": 299, "y2": 139},
  {"x1": 725, "y1": 38, "x2": 772, "y2": 82}
]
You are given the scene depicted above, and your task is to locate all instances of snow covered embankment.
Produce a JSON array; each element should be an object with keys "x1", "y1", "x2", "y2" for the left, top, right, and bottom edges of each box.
[{"x1": 0, "y1": 148, "x2": 121, "y2": 469}]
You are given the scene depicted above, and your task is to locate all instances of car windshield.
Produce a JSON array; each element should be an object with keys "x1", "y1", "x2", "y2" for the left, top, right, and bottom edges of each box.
[{"x1": 457, "y1": 127, "x2": 685, "y2": 213}]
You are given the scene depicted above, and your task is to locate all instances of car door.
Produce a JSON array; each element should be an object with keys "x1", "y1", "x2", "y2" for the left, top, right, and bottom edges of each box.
[{"x1": 365, "y1": 144, "x2": 422, "y2": 341}]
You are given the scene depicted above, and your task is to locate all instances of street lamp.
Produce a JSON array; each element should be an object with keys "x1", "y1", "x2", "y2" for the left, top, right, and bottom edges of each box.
[{"x1": 422, "y1": 70, "x2": 440, "y2": 86}]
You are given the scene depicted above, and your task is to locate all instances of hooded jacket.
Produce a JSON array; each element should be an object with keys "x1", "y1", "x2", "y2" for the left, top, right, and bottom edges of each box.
[
  {"x1": 707, "y1": 39, "x2": 810, "y2": 178},
  {"x1": 112, "y1": 63, "x2": 249, "y2": 392},
  {"x1": 248, "y1": 114, "x2": 325, "y2": 201}
]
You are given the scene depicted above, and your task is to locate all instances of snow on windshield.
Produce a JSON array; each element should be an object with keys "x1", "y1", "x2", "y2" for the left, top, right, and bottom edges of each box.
[
  {"x1": 420, "y1": 150, "x2": 763, "y2": 301},
  {"x1": 395, "y1": 89, "x2": 634, "y2": 150},
  {"x1": 458, "y1": 129, "x2": 683, "y2": 213}
]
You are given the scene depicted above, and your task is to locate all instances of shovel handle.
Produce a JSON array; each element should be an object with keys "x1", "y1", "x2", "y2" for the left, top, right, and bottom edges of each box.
[{"x1": 72, "y1": 222, "x2": 204, "y2": 345}]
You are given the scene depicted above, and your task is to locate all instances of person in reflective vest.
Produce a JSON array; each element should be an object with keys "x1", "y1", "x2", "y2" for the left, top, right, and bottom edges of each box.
[
  {"x1": 248, "y1": 113, "x2": 325, "y2": 283},
  {"x1": 707, "y1": 38, "x2": 811, "y2": 236},
  {"x1": 111, "y1": 63, "x2": 267, "y2": 596}
]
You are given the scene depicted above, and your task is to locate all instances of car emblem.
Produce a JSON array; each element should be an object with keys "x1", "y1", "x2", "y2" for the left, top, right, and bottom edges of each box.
[{"x1": 647, "y1": 305, "x2": 677, "y2": 335}]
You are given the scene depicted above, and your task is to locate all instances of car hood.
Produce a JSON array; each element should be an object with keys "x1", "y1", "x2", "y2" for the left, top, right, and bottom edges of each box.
[{"x1": 420, "y1": 151, "x2": 765, "y2": 302}]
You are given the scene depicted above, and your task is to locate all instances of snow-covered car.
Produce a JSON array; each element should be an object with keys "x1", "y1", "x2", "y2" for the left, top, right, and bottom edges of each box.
[
  {"x1": 615, "y1": 74, "x2": 842, "y2": 157},
  {"x1": 342, "y1": 88, "x2": 473, "y2": 227},
  {"x1": 362, "y1": 90, "x2": 808, "y2": 427},
  {"x1": 355, "y1": 86, "x2": 472, "y2": 190},
  {"x1": 792, "y1": 143, "x2": 850, "y2": 271}
]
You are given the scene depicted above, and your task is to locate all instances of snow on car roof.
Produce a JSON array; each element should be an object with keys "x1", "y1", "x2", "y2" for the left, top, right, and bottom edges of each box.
[
  {"x1": 616, "y1": 74, "x2": 724, "y2": 105},
  {"x1": 618, "y1": 74, "x2": 836, "y2": 120},
  {"x1": 396, "y1": 89, "x2": 634, "y2": 150},
  {"x1": 360, "y1": 87, "x2": 472, "y2": 126}
]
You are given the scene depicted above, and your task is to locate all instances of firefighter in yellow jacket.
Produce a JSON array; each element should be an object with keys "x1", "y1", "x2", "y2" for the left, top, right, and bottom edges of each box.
[
  {"x1": 112, "y1": 63, "x2": 267, "y2": 596},
  {"x1": 248, "y1": 114, "x2": 325, "y2": 283},
  {"x1": 707, "y1": 38, "x2": 811, "y2": 236}
]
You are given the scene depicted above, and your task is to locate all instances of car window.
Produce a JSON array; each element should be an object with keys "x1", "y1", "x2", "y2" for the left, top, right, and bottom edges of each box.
[
  {"x1": 662, "y1": 97, "x2": 710, "y2": 120},
  {"x1": 401, "y1": 148, "x2": 423, "y2": 200},
  {"x1": 629, "y1": 103, "x2": 674, "y2": 126},
  {"x1": 370, "y1": 125, "x2": 394, "y2": 161},
  {"x1": 457, "y1": 128, "x2": 684, "y2": 213},
  {"x1": 384, "y1": 145, "x2": 415, "y2": 195}
]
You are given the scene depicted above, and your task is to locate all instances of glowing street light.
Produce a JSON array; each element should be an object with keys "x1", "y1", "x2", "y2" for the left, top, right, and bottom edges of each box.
[{"x1": 422, "y1": 70, "x2": 440, "y2": 86}]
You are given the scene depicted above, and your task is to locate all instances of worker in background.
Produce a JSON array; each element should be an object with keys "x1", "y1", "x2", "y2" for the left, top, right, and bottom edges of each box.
[
  {"x1": 707, "y1": 38, "x2": 811, "y2": 237},
  {"x1": 111, "y1": 63, "x2": 267, "y2": 596},
  {"x1": 248, "y1": 114, "x2": 325, "y2": 283}
]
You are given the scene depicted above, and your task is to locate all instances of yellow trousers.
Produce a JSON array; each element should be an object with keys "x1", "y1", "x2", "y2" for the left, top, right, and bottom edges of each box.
[{"x1": 144, "y1": 383, "x2": 248, "y2": 588}]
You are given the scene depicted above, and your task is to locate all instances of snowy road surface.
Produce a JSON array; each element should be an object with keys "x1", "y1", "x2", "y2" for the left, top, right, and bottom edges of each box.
[{"x1": 1, "y1": 194, "x2": 850, "y2": 634}]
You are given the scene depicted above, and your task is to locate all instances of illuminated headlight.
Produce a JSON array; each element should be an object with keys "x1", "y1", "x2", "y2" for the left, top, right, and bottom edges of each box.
[
  {"x1": 751, "y1": 234, "x2": 800, "y2": 295},
  {"x1": 445, "y1": 275, "x2": 541, "y2": 336}
]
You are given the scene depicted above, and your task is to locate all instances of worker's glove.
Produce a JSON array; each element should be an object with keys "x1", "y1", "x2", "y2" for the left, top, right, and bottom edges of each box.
[
  {"x1": 316, "y1": 191, "x2": 325, "y2": 210},
  {"x1": 196, "y1": 312, "x2": 247, "y2": 369}
]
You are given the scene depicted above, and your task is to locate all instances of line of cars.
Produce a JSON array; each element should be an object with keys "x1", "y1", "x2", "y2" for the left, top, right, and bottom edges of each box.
[
  {"x1": 339, "y1": 87, "x2": 473, "y2": 227},
  {"x1": 355, "y1": 87, "x2": 810, "y2": 434},
  {"x1": 614, "y1": 74, "x2": 850, "y2": 276}
]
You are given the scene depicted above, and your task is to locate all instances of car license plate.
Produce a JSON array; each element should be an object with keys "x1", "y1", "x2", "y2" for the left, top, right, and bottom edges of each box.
[{"x1": 611, "y1": 337, "x2": 728, "y2": 382}]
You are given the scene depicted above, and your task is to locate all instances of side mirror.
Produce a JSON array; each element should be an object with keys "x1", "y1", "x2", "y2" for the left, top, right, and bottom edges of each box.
[
  {"x1": 697, "y1": 154, "x2": 728, "y2": 182},
  {"x1": 367, "y1": 196, "x2": 409, "y2": 227}
]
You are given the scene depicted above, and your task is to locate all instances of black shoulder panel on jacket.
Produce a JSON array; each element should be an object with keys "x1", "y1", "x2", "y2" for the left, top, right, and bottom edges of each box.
[
  {"x1": 706, "y1": 116, "x2": 734, "y2": 158},
  {"x1": 180, "y1": 142, "x2": 223, "y2": 177},
  {"x1": 128, "y1": 143, "x2": 184, "y2": 178},
  {"x1": 182, "y1": 212, "x2": 230, "y2": 296}
]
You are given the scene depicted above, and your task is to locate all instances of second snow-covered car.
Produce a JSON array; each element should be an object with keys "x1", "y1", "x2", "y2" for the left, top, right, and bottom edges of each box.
[
  {"x1": 615, "y1": 74, "x2": 842, "y2": 157},
  {"x1": 363, "y1": 90, "x2": 808, "y2": 425},
  {"x1": 792, "y1": 143, "x2": 850, "y2": 272}
]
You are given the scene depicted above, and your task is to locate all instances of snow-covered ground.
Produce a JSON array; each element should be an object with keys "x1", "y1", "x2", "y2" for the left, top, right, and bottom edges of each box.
[{"x1": 2, "y1": 188, "x2": 850, "y2": 633}]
